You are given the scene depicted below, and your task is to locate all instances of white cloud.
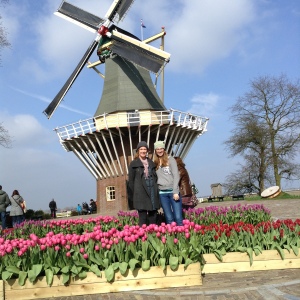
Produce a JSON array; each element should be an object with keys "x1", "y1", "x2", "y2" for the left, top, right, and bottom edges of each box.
[
  {"x1": 0, "y1": 112, "x2": 55, "y2": 147},
  {"x1": 188, "y1": 93, "x2": 220, "y2": 117}
]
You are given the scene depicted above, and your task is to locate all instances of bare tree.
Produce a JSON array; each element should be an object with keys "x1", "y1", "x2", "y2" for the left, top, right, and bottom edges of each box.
[
  {"x1": 225, "y1": 117, "x2": 271, "y2": 194},
  {"x1": 229, "y1": 74, "x2": 300, "y2": 189},
  {"x1": 0, "y1": 0, "x2": 10, "y2": 64},
  {"x1": 0, "y1": 122, "x2": 12, "y2": 148}
]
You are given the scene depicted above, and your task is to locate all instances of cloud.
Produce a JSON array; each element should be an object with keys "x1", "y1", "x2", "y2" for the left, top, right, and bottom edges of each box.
[
  {"x1": 132, "y1": 0, "x2": 257, "y2": 73},
  {"x1": 187, "y1": 93, "x2": 220, "y2": 117},
  {"x1": 0, "y1": 112, "x2": 95, "y2": 210},
  {"x1": 10, "y1": 87, "x2": 91, "y2": 117},
  {"x1": 0, "y1": 112, "x2": 55, "y2": 147},
  {"x1": 3, "y1": 0, "x2": 259, "y2": 80}
]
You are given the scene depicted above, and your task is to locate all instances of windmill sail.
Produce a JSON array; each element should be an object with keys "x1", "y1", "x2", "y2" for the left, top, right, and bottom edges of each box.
[
  {"x1": 55, "y1": 1, "x2": 104, "y2": 32},
  {"x1": 43, "y1": 39, "x2": 98, "y2": 119}
]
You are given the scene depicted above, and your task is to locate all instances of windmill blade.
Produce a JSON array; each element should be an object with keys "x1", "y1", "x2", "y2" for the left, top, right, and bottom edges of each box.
[
  {"x1": 55, "y1": 1, "x2": 104, "y2": 32},
  {"x1": 106, "y1": 0, "x2": 135, "y2": 23},
  {"x1": 43, "y1": 39, "x2": 99, "y2": 119},
  {"x1": 110, "y1": 30, "x2": 171, "y2": 73}
]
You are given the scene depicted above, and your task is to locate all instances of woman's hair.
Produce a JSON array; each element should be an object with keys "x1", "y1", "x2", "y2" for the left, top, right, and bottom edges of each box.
[
  {"x1": 12, "y1": 190, "x2": 19, "y2": 196},
  {"x1": 134, "y1": 148, "x2": 148, "y2": 160},
  {"x1": 174, "y1": 156, "x2": 186, "y2": 168},
  {"x1": 153, "y1": 151, "x2": 169, "y2": 170}
]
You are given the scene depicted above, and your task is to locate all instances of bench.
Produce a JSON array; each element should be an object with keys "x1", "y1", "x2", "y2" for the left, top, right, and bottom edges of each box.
[
  {"x1": 232, "y1": 195, "x2": 245, "y2": 201},
  {"x1": 207, "y1": 196, "x2": 224, "y2": 202},
  {"x1": 56, "y1": 211, "x2": 72, "y2": 218}
]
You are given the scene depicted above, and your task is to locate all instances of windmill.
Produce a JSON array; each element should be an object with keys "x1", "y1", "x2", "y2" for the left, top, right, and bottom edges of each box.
[
  {"x1": 43, "y1": 0, "x2": 170, "y2": 119},
  {"x1": 45, "y1": 0, "x2": 209, "y2": 216}
]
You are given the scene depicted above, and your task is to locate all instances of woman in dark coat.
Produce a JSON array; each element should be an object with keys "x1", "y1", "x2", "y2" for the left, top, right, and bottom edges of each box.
[
  {"x1": 174, "y1": 157, "x2": 193, "y2": 209},
  {"x1": 128, "y1": 141, "x2": 160, "y2": 226}
]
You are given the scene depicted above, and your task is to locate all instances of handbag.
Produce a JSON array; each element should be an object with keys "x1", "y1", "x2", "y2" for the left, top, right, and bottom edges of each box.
[{"x1": 182, "y1": 194, "x2": 198, "y2": 208}]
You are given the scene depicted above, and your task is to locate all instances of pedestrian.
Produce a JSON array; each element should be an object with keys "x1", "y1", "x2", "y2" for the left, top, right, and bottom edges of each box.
[
  {"x1": 9, "y1": 190, "x2": 25, "y2": 227},
  {"x1": 0, "y1": 185, "x2": 11, "y2": 230},
  {"x1": 128, "y1": 141, "x2": 160, "y2": 227},
  {"x1": 89, "y1": 199, "x2": 97, "y2": 213},
  {"x1": 49, "y1": 199, "x2": 57, "y2": 218},
  {"x1": 174, "y1": 156, "x2": 196, "y2": 209},
  {"x1": 153, "y1": 141, "x2": 183, "y2": 226},
  {"x1": 77, "y1": 203, "x2": 82, "y2": 215}
]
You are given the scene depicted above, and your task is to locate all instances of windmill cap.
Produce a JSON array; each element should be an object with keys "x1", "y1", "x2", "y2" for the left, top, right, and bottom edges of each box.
[
  {"x1": 154, "y1": 141, "x2": 165, "y2": 149},
  {"x1": 136, "y1": 141, "x2": 149, "y2": 150}
]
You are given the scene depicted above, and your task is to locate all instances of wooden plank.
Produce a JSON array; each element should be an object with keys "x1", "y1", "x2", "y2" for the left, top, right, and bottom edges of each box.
[
  {"x1": 202, "y1": 258, "x2": 300, "y2": 274},
  {"x1": 203, "y1": 249, "x2": 300, "y2": 264},
  {"x1": 0, "y1": 280, "x2": 4, "y2": 300},
  {"x1": 4, "y1": 275, "x2": 201, "y2": 300},
  {"x1": 5, "y1": 263, "x2": 200, "y2": 290},
  {"x1": 3, "y1": 264, "x2": 201, "y2": 300}
]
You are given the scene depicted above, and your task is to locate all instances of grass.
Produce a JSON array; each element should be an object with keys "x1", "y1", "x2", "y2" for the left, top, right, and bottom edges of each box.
[{"x1": 245, "y1": 192, "x2": 300, "y2": 201}]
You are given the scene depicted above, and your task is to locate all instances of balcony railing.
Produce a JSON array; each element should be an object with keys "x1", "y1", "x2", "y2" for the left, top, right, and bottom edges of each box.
[{"x1": 54, "y1": 109, "x2": 209, "y2": 141}]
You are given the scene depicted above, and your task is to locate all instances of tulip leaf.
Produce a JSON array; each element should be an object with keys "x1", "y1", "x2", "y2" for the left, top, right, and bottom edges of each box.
[
  {"x1": 6, "y1": 266, "x2": 20, "y2": 274},
  {"x1": 28, "y1": 270, "x2": 38, "y2": 283},
  {"x1": 158, "y1": 258, "x2": 166, "y2": 270},
  {"x1": 18, "y1": 271, "x2": 27, "y2": 286},
  {"x1": 129, "y1": 258, "x2": 140, "y2": 272},
  {"x1": 215, "y1": 250, "x2": 224, "y2": 262},
  {"x1": 275, "y1": 245, "x2": 285, "y2": 260},
  {"x1": 291, "y1": 245, "x2": 299, "y2": 256},
  {"x1": 89, "y1": 253, "x2": 101, "y2": 265},
  {"x1": 253, "y1": 245, "x2": 262, "y2": 256},
  {"x1": 32, "y1": 264, "x2": 43, "y2": 276},
  {"x1": 61, "y1": 266, "x2": 70, "y2": 274},
  {"x1": 142, "y1": 260, "x2": 150, "y2": 271},
  {"x1": 71, "y1": 265, "x2": 82, "y2": 275},
  {"x1": 78, "y1": 270, "x2": 87, "y2": 279},
  {"x1": 62, "y1": 273, "x2": 70, "y2": 285},
  {"x1": 112, "y1": 262, "x2": 119, "y2": 271},
  {"x1": 104, "y1": 265, "x2": 114, "y2": 282},
  {"x1": 1, "y1": 271, "x2": 13, "y2": 281},
  {"x1": 237, "y1": 246, "x2": 247, "y2": 253},
  {"x1": 90, "y1": 264, "x2": 102, "y2": 277},
  {"x1": 246, "y1": 248, "x2": 253, "y2": 266},
  {"x1": 184, "y1": 258, "x2": 194, "y2": 269},
  {"x1": 169, "y1": 256, "x2": 179, "y2": 271},
  {"x1": 103, "y1": 258, "x2": 109, "y2": 269},
  {"x1": 52, "y1": 266, "x2": 60, "y2": 275},
  {"x1": 119, "y1": 262, "x2": 128, "y2": 275},
  {"x1": 45, "y1": 269, "x2": 54, "y2": 286}
]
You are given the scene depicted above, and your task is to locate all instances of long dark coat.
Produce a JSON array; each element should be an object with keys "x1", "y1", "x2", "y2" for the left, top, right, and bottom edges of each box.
[
  {"x1": 177, "y1": 165, "x2": 193, "y2": 197},
  {"x1": 127, "y1": 158, "x2": 160, "y2": 211}
]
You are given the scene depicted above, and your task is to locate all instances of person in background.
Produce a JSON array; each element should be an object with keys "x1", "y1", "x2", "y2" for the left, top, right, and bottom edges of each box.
[
  {"x1": 49, "y1": 199, "x2": 57, "y2": 218},
  {"x1": 77, "y1": 203, "x2": 82, "y2": 215},
  {"x1": 153, "y1": 141, "x2": 183, "y2": 226},
  {"x1": 174, "y1": 157, "x2": 194, "y2": 209},
  {"x1": 89, "y1": 199, "x2": 97, "y2": 213},
  {"x1": 128, "y1": 141, "x2": 160, "y2": 227},
  {"x1": 9, "y1": 190, "x2": 25, "y2": 227},
  {"x1": 0, "y1": 185, "x2": 11, "y2": 230}
]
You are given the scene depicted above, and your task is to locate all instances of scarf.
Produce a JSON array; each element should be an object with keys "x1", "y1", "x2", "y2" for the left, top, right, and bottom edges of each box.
[{"x1": 140, "y1": 158, "x2": 149, "y2": 178}]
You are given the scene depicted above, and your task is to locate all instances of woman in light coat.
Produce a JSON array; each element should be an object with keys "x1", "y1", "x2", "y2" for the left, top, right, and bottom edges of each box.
[{"x1": 9, "y1": 190, "x2": 25, "y2": 227}]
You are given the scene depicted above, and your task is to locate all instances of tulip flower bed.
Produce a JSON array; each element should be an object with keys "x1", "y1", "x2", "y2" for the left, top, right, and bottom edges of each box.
[{"x1": 0, "y1": 204, "x2": 299, "y2": 299}]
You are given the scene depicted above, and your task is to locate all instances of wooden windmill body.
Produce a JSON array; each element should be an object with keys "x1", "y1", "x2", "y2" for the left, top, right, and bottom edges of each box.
[{"x1": 45, "y1": 1, "x2": 209, "y2": 215}]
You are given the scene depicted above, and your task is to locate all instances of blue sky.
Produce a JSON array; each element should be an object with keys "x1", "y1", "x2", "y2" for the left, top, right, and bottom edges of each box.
[{"x1": 0, "y1": 0, "x2": 299, "y2": 211}]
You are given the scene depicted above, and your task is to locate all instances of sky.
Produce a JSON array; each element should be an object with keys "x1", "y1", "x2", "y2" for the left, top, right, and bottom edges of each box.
[{"x1": 0, "y1": 0, "x2": 299, "y2": 211}]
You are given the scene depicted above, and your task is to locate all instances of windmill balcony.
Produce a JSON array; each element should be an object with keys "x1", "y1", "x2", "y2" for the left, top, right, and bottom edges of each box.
[{"x1": 54, "y1": 109, "x2": 209, "y2": 141}]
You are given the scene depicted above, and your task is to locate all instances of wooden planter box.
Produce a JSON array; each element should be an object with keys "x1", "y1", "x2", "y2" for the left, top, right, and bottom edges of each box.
[
  {"x1": 202, "y1": 249, "x2": 300, "y2": 273},
  {"x1": 0, "y1": 263, "x2": 201, "y2": 300}
]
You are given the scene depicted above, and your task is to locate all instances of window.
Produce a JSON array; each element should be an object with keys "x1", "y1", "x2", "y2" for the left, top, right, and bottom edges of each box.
[
  {"x1": 106, "y1": 186, "x2": 116, "y2": 201},
  {"x1": 127, "y1": 110, "x2": 140, "y2": 126}
]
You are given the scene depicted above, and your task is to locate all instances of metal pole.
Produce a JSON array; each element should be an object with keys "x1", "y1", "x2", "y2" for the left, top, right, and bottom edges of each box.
[{"x1": 160, "y1": 27, "x2": 165, "y2": 103}]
